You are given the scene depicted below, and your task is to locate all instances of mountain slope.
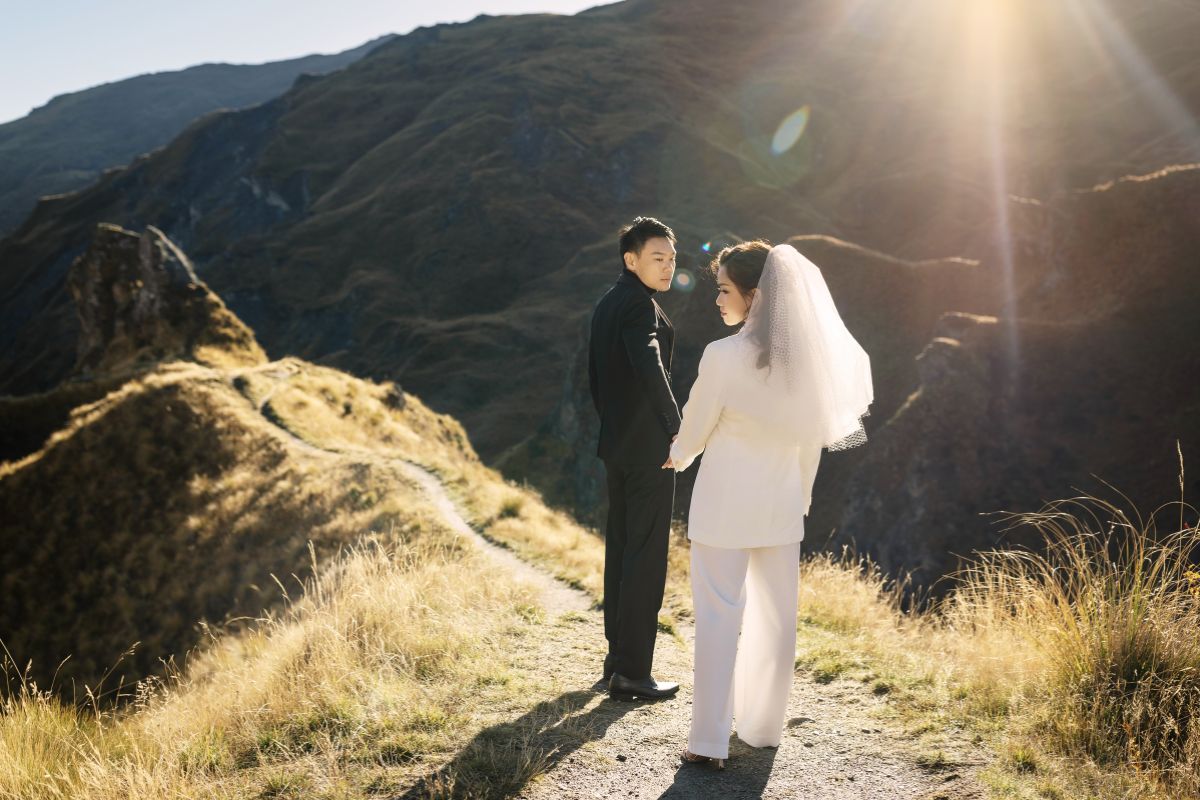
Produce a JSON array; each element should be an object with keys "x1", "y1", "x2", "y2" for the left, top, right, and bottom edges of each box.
[
  {"x1": 0, "y1": 35, "x2": 393, "y2": 236},
  {"x1": 835, "y1": 164, "x2": 1200, "y2": 586},
  {"x1": 0, "y1": 224, "x2": 599, "y2": 698},
  {"x1": 1, "y1": 0, "x2": 1197, "y2": 588},
  {"x1": 0, "y1": 227, "x2": 1192, "y2": 799},
  {"x1": 3, "y1": 0, "x2": 1197, "y2": 448}
]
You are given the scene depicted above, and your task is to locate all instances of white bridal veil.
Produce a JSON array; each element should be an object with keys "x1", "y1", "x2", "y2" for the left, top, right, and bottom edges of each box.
[{"x1": 741, "y1": 243, "x2": 874, "y2": 451}]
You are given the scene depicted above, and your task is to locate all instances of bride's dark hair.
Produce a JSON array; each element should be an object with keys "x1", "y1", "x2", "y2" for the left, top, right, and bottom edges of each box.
[{"x1": 710, "y1": 239, "x2": 773, "y2": 369}]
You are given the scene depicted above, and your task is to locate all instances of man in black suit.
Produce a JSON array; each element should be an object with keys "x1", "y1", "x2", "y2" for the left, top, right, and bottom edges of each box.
[{"x1": 588, "y1": 216, "x2": 682, "y2": 700}]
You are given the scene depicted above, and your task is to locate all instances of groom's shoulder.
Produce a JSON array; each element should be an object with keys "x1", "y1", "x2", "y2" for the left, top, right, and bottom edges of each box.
[{"x1": 594, "y1": 277, "x2": 648, "y2": 313}]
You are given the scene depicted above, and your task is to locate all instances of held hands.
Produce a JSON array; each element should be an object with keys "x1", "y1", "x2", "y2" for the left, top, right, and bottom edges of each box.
[{"x1": 662, "y1": 435, "x2": 678, "y2": 470}]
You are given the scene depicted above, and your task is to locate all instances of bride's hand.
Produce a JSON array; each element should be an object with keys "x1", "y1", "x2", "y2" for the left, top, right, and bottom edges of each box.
[{"x1": 662, "y1": 456, "x2": 674, "y2": 470}]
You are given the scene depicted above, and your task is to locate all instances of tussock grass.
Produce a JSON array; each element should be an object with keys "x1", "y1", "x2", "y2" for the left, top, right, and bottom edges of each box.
[
  {"x1": 0, "y1": 354, "x2": 620, "y2": 698},
  {"x1": 8, "y1": 348, "x2": 1192, "y2": 798},
  {"x1": 0, "y1": 373, "x2": 130, "y2": 463},
  {"x1": 0, "y1": 533, "x2": 539, "y2": 799},
  {"x1": 0, "y1": 361, "x2": 466, "y2": 697},
  {"x1": 794, "y1": 453, "x2": 1199, "y2": 799},
  {"x1": 944, "y1": 489, "x2": 1200, "y2": 796},
  {"x1": 241, "y1": 358, "x2": 613, "y2": 603},
  {"x1": 0, "y1": 355, "x2": 619, "y2": 797}
]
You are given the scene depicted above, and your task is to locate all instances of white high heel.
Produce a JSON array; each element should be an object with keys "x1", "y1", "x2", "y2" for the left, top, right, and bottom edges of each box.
[{"x1": 681, "y1": 748, "x2": 726, "y2": 770}]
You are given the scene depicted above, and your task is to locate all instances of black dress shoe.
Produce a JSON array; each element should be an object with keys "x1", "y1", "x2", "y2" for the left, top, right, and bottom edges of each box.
[{"x1": 608, "y1": 673, "x2": 680, "y2": 699}]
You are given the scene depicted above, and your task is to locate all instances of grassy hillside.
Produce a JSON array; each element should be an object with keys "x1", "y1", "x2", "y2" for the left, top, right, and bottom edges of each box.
[
  {"x1": 0, "y1": 346, "x2": 667, "y2": 797},
  {"x1": 0, "y1": 224, "x2": 624, "y2": 794},
  {"x1": 2, "y1": 0, "x2": 1196, "y2": 597},
  {"x1": 788, "y1": 480, "x2": 1200, "y2": 800},
  {"x1": 1, "y1": 482, "x2": 547, "y2": 799},
  {"x1": 3, "y1": 401, "x2": 1195, "y2": 798},
  {"x1": 0, "y1": 353, "x2": 622, "y2": 704}
]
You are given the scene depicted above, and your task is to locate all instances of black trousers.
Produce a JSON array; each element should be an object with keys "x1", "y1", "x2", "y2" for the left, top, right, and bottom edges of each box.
[{"x1": 602, "y1": 460, "x2": 675, "y2": 681}]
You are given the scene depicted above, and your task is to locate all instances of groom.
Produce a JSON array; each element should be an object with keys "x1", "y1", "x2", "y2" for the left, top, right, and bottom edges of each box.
[{"x1": 587, "y1": 216, "x2": 682, "y2": 700}]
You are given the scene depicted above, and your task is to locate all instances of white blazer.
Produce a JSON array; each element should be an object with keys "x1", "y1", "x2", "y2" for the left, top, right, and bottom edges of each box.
[{"x1": 669, "y1": 331, "x2": 823, "y2": 549}]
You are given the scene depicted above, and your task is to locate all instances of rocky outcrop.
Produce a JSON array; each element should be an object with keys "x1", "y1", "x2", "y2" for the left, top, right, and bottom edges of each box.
[
  {"x1": 66, "y1": 223, "x2": 266, "y2": 379},
  {"x1": 1006, "y1": 163, "x2": 1200, "y2": 322}
]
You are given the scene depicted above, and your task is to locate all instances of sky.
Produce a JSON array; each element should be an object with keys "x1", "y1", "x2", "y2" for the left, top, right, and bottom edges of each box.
[{"x1": 0, "y1": 0, "x2": 602, "y2": 125}]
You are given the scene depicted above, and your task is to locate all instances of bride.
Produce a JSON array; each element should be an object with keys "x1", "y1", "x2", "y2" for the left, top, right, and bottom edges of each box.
[{"x1": 663, "y1": 240, "x2": 873, "y2": 769}]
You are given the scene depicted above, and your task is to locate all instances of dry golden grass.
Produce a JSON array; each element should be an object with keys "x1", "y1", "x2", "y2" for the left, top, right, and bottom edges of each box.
[
  {"x1": 791, "y1": 455, "x2": 1199, "y2": 799},
  {"x1": 245, "y1": 358, "x2": 704, "y2": 618},
  {"x1": 5, "y1": 351, "x2": 1193, "y2": 798},
  {"x1": 0, "y1": 355, "x2": 601, "y2": 798},
  {"x1": 942, "y1": 489, "x2": 1200, "y2": 798},
  {"x1": 0, "y1": 372, "x2": 132, "y2": 463},
  {"x1": 0, "y1": 533, "x2": 543, "y2": 799},
  {"x1": 232, "y1": 358, "x2": 609, "y2": 594},
  {"x1": 0, "y1": 360, "x2": 479, "y2": 696}
]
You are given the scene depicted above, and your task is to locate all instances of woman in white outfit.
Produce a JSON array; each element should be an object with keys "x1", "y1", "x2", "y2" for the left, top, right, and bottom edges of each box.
[{"x1": 663, "y1": 240, "x2": 873, "y2": 769}]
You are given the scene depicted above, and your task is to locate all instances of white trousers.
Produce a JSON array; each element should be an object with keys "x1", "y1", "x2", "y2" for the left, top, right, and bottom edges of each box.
[{"x1": 688, "y1": 539, "x2": 801, "y2": 759}]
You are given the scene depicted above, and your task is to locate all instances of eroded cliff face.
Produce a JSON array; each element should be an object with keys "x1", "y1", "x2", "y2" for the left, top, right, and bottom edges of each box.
[
  {"x1": 66, "y1": 223, "x2": 267, "y2": 380},
  {"x1": 834, "y1": 166, "x2": 1200, "y2": 588}
]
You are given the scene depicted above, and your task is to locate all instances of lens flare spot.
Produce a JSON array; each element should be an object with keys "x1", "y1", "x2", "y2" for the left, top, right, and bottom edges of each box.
[
  {"x1": 701, "y1": 241, "x2": 712, "y2": 253},
  {"x1": 771, "y1": 105, "x2": 811, "y2": 155},
  {"x1": 673, "y1": 269, "x2": 696, "y2": 293}
]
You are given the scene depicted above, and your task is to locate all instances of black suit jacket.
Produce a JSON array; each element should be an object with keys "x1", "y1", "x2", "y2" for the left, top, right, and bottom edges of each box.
[{"x1": 588, "y1": 271, "x2": 682, "y2": 465}]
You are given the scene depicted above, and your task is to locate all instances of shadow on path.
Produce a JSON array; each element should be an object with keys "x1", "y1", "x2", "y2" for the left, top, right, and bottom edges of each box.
[
  {"x1": 400, "y1": 686, "x2": 647, "y2": 799},
  {"x1": 656, "y1": 737, "x2": 778, "y2": 799}
]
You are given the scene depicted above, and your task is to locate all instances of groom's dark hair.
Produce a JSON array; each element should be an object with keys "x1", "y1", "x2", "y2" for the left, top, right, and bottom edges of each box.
[{"x1": 618, "y1": 216, "x2": 675, "y2": 268}]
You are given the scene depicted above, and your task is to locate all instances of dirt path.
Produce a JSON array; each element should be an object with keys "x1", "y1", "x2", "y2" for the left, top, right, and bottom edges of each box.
[
  {"x1": 396, "y1": 469, "x2": 988, "y2": 799},
  {"x1": 493, "y1": 613, "x2": 986, "y2": 800},
  {"x1": 239, "y1": 369, "x2": 988, "y2": 799},
  {"x1": 238, "y1": 368, "x2": 589, "y2": 618},
  {"x1": 508, "y1": 622, "x2": 987, "y2": 799},
  {"x1": 393, "y1": 459, "x2": 591, "y2": 618}
]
